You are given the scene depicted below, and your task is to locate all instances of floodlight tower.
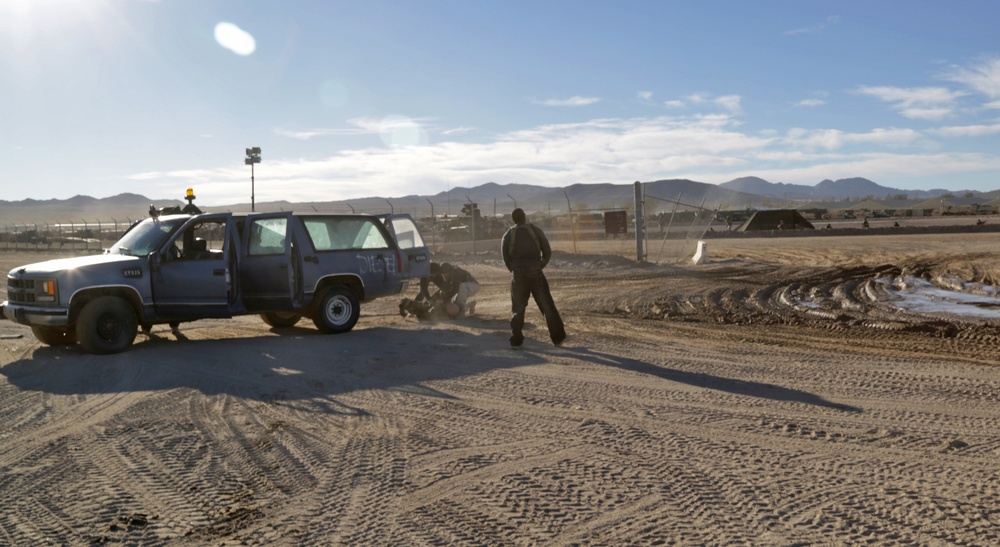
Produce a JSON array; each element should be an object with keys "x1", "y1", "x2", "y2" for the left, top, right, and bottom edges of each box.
[{"x1": 245, "y1": 147, "x2": 261, "y2": 211}]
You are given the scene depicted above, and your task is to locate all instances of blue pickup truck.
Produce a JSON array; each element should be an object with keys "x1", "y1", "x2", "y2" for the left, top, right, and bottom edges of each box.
[{"x1": 2, "y1": 203, "x2": 430, "y2": 354}]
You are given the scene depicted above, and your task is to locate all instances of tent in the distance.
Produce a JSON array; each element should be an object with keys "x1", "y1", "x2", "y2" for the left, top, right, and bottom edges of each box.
[{"x1": 736, "y1": 209, "x2": 815, "y2": 232}]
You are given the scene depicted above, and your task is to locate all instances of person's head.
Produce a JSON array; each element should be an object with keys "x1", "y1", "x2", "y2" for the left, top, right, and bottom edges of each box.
[
  {"x1": 440, "y1": 263, "x2": 454, "y2": 276},
  {"x1": 511, "y1": 208, "x2": 526, "y2": 225}
]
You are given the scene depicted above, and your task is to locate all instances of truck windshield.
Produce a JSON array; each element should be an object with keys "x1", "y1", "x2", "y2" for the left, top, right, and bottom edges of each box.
[{"x1": 107, "y1": 217, "x2": 186, "y2": 257}]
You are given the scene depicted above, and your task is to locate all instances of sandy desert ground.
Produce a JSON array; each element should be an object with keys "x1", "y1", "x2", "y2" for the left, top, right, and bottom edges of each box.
[{"x1": 2, "y1": 231, "x2": 1000, "y2": 545}]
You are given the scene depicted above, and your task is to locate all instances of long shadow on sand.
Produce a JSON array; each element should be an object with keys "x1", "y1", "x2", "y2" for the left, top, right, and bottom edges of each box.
[{"x1": 541, "y1": 346, "x2": 862, "y2": 413}]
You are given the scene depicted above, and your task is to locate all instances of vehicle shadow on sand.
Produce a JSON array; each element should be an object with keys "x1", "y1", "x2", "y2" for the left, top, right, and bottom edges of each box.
[
  {"x1": 1, "y1": 323, "x2": 860, "y2": 414},
  {"x1": 0, "y1": 326, "x2": 545, "y2": 409}
]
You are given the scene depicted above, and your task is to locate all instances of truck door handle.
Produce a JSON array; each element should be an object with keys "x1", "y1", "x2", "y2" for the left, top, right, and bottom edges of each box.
[
  {"x1": 213, "y1": 269, "x2": 225, "y2": 276},
  {"x1": 304, "y1": 256, "x2": 318, "y2": 263},
  {"x1": 278, "y1": 263, "x2": 288, "y2": 269}
]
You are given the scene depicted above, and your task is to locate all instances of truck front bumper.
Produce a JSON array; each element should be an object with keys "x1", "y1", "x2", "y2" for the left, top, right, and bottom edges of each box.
[{"x1": 2, "y1": 301, "x2": 70, "y2": 327}]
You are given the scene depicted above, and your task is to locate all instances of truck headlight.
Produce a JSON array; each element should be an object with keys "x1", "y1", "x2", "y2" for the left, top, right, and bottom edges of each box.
[{"x1": 38, "y1": 279, "x2": 57, "y2": 302}]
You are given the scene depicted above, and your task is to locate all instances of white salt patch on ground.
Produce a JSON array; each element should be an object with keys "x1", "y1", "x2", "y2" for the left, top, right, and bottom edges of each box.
[{"x1": 878, "y1": 277, "x2": 1000, "y2": 319}]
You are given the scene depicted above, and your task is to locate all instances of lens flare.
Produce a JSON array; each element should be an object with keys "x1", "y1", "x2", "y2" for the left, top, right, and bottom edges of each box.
[
  {"x1": 319, "y1": 80, "x2": 350, "y2": 108},
  {"x1": 214, "y1": 22, "x2": 255, "y2": 56},
  {"x1": 380, "y1": 115, "x2": 426, "y2": 148}
]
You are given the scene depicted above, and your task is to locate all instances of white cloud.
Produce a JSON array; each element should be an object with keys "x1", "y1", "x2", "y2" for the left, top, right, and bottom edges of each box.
[
  {"x1": 785, "y1": 127, "x2": 922, "y2": 150},
  {"x1": 795, "y1": 98, "x2": 826, "y2": 107},
  {"x1": 274, "y1": 117, "x2": 437, "y2": 140},
  {"x1": 124, "y1": 113, "x2": 998, "y2": 205},
  {"x1": 214, "y1": 22, "x2": 256, "y2": 56},
  {"x1": 936, "y1": 123, "x2": 1000, "y2": 137},
  {"x1": 944, "y1": 56, "x2": 1000, "y2": 99},
  {"x1": 441, "y1": 126, "x2": 475, "y2": 136},
  {"x1": 637, "y1": 91, "x2": 653, "y2": 101},
  {"x1": 899, "y1": 107, "x2": 953, "y2": 121},
  {"x1": 784, "y1": 15, "x2": 841, "y2": 36},
  {"x1": 535, "y1": 96, "x2": 600, "y2": 107},
  {"x1": 666, "y1": 94, "x2": 740, "y2": 113},
  {"x1": 855, "y1": 85, "x2": 964, "y2": 120},
  {"x1": 274, "y1": 128, "x2": 342, "y2": 140},
  {"x1": 714, "y1": 95, "x2": 741, "y2": 113}
]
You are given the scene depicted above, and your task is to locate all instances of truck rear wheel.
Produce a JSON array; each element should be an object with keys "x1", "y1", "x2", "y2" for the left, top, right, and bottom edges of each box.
[
  {"x1": 76, "y1": 296, "x2": 138, "y2": 354},
  {"x1": 31, "y1": 326, "x2": 77, "y2": 346},
  {"x1": 313, "y1": 286, "x2": 359, "y2": 334},
  {"x1": 261, "y1": 312, "x2": 302, "y2": 328}
]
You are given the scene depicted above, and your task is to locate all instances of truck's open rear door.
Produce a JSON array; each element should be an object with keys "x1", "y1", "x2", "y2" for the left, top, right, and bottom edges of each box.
[
  {"x1": 380, "y1": 214, "x2": 430, "y2": 280},
  {"x1": 240, "y1": 212, "x2": 298, "y2": 312}
]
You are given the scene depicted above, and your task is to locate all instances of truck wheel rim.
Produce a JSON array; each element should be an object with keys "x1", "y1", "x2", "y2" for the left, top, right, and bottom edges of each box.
[
  {"x1": 326, "y1": 296, "x2": 352, "y2": 325},
  {"x1": 97, "y1": 313, "x2": 123, "y2": 340}
]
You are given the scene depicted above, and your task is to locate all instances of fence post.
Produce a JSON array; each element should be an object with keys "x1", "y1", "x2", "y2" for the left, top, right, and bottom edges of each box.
[
  {"x1": 563, "y1": 190, "x2": 577, "y2": 254},
  {"x1": 633, "y1": 181, "x2": 644, "y2": 262}
]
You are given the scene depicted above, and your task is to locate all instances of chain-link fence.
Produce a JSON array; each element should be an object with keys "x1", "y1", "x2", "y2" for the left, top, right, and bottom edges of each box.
[
  {"x1": 638, "y1": 193, "x2": 716, "y2": 264},
  {"x1": 0, "y1": 219, "x2": 136, "y2": 253}
]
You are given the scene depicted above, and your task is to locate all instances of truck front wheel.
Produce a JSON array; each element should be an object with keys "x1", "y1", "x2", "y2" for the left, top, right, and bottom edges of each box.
[
  {"x1": 31, "y1": 326, "x2": 77, "y2": 346},
  {"x1": 313, "y1": 287, "x2": 359, "y2": 334},
  {"x1": 76, "y1": 296, "x2": 138, "y2": 354}
]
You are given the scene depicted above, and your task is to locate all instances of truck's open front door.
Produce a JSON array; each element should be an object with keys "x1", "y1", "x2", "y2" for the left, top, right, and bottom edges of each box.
[{"x1": 240, "y1": 212, "x2": 298, "y2": 312}]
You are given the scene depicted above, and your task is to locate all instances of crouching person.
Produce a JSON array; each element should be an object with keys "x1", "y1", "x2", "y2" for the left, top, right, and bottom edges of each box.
[{"x1": 440, "y1": 262, "x2": 479, "y2": 317}]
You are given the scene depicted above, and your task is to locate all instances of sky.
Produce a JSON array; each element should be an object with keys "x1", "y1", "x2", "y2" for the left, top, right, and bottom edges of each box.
[{"x1": 2, "y1": 0, "x2": 1000, "y2": 206}]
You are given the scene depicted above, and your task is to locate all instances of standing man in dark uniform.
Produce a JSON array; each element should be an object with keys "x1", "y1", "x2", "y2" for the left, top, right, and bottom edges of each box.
[{"x1": 501, "y1": 208, "x2": 565, "y2": 347}]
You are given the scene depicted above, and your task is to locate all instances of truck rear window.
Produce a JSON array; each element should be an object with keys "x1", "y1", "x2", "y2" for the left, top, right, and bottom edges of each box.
[{"x1": 302, "y1": 217, "x2": 391, "y2": 251}]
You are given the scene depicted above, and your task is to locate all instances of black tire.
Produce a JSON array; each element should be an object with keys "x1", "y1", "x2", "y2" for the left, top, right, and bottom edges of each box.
[
  {"x1": 31, "y1": 326, "x2": 77, "y2": 346},
  {"x1": 312, "y1": 286, "x2": 360, "y2": 334},
  {"x1": 261, "y1": 312, "x2": 302, "y2": 328},
  {"x1": 76, "y1": 296, "x2": 138, "y2": 354}
]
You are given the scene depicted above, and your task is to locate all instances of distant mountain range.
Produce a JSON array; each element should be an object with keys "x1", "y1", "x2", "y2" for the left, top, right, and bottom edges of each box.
[
  {"x1": 718, "y1": 176, "x2": 993, "y2": 201},
  {"x1": 1, "y1": 178, "x2": 996, "y2": 222}
]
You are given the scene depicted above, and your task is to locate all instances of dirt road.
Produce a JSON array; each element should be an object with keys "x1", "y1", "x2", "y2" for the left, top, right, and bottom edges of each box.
[{"x1": 2, "y1": 233, "x2": 1000, "y2": 545}]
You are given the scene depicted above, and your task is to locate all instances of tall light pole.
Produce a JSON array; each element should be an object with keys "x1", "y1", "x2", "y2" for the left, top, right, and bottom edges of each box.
[
  {"x1": 507, "y1": 193, "x2": 517, "y2": 210},
  {"x1": 245, "y1": 147, "x2": 261, "y2": 211}
]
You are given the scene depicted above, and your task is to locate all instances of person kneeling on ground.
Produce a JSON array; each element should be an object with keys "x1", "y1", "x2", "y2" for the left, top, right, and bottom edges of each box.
[
  {"x1": 415, "y1": 262, "x2": 447, "y2": 303},
  {"x1": 440, "y1": 262, "x2": 479, "y2": 317}
]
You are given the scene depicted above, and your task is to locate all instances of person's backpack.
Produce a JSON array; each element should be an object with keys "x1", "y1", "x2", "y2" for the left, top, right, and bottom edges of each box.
[{"x1": 508, "y1": 223, "x2": 541, "y2": 255}]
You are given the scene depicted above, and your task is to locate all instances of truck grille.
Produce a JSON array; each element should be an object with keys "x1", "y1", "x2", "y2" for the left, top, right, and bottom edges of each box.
[{"x1": 7, "y1": 278, "x2": 37, "y2": 303}]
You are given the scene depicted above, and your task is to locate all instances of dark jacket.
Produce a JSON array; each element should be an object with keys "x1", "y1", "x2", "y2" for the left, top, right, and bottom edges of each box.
[
  {"x1": 416, "y1": 272, "x2": 447, "y2": 302},
  {"x1": 501, "y1": 223, "x2": 551, "y2": 272},
  {"x1": 444, "y1": 266, "x2": 477, "y2": 286}
]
